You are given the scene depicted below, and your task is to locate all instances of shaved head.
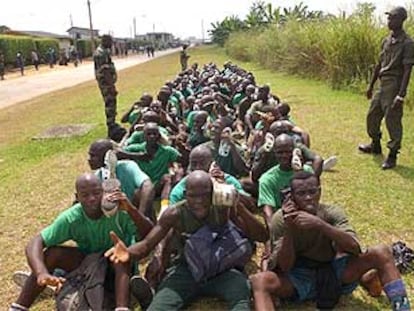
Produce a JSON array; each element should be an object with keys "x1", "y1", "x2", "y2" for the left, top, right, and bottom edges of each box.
[
  {"x1": 75, "y1": 173, "x2": 101, "y2": 191},
  {"x1": 275, "y1": 133, "x2": 293, "y2": 147},
  {"x1": 88, "y1": 139, "x2": 113, "y2": 170}
]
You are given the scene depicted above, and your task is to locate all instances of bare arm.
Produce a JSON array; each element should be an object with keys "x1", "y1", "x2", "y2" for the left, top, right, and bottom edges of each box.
[
  {"x1": 229, "y1": 141, "x2": 248, "y2": 176},
  {"x1": 311, "y1": 155, "x2": 323, "y2": 177},
  {"x1": 319, "y1": 221, "x2": 360, "y2": 255},
  {"x1": 230, "y1": 195, "x2": 269, "y2": 242},
  {"x1": 128, "y1": 207, "x2": 179, "y2": 261},
  {"x1": 26, "y1": 235, "x2": 48, "y2": 277},
  {"x1": 263, "y1": 205, "x2": 274, "y2": 229},
  {"x1": 274, "y1": 231, "x2": 296, "y2": 272},
  {"x1": 134, "y1": 179, "x2": 155, "y2": 218}
]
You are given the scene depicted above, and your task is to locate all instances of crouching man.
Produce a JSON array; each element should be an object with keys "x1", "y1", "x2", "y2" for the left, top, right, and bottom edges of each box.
[
  {"x1": 9, "y1": 173, "x2": 153, "y2": 311},
  {"x1": 250, "y1": 171, "x2": 411, "y2": 311},
  {"x1": 106, "y1": 170, "x2": 268, "y2": 310}
]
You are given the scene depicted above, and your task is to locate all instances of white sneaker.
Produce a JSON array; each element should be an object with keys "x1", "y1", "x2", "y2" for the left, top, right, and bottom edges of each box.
[
  {"x1": 12, "y1": 271, "x2": 55, "y2": 297},
  {"x1": 323, "y1": 156, "x2": 338, "y2": 171}
]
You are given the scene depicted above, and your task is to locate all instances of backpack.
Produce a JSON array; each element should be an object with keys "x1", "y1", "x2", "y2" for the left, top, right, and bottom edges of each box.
[
  {"x1": 55, "y1": 253, "x2": 113, "y2": 311},
  {"x1": 184, "y1": 221, "x2": 252, "y2": 282}
]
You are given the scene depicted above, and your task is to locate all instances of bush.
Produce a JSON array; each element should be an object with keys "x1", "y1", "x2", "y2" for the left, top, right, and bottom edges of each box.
[
  {"x1": 0, "y1": 35, "x2": 35, "y2": 66},
  {"x1": 34, "y1": 38, "x2": 59, "y2": 63},
  {"x1": 224, "y1": 8, "x2": 414, "y2": 105}
]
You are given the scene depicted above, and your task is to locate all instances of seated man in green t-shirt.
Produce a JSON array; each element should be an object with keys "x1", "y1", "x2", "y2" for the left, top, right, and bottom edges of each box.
[
  {"x1": 251, "y1": 171, "x2": 411, "y2": 311},
  {"x1": 88, "y1": 138, "x2": 155, "y2": 220},
  {"x1": 188, "y1": 111, "x2": 211, "y2": 148},
  {"x1": 118, "y1": 122, "x2": 183, "y2": 195},
  {"x1": 9, "y1": 173, "x2": 154, "y2": 311},
  {"x1": 105, "y1": 170, "x2": 269, "y2": 310},
  {"x1": 252, "y1": 122, "x2": 323, "y2": 183},
  {"x1": 169, "y1": 145, "x2": 251, "y2": 206},
  {"x1": 125, "y1": 111, "x2": 170, "y2": 146},
  {"x1": 201, "y1": 119, "x2": 248, "y2": 178}
]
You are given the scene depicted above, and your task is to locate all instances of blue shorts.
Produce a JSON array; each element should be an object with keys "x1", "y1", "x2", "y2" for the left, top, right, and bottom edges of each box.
[{"x1": 288, "y1": 256, "x2": 359, "y2": 301}]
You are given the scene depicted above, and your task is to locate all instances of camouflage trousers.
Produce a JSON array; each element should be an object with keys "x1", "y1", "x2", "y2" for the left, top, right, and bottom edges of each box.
[
  {"x1": 98, "y1": 83, "x2": 118, "y2": 127},
  {"x1": 366, "y1": 77, "x2": 403, "y2": 152}
]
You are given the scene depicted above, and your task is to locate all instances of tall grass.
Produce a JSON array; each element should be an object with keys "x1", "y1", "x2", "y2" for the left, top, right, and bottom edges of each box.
[{"x1": 225, "y1": 8, "x2": 414, "y2": 102}]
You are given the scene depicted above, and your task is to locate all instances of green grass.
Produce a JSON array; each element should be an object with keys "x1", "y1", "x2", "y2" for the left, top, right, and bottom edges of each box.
[{"x1": 1, "y1": 45, "x2": 413, "y2": 310}]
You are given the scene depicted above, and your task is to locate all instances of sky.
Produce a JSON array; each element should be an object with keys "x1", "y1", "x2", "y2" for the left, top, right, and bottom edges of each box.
[{"x1": 0, "y1": 0, "x2": 408, "y2": 39}]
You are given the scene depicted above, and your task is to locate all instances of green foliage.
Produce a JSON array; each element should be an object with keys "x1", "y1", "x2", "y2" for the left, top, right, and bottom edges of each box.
[
  {"x1": 76, "y1": 38, "x2": 96, "y2": 57},
  {"x1": 209, "y1": 15, "x2": 247, "y2": 46},
  {"x1": 34, "y1": 38, "x2": 59, "y2": 62},
  {"x1": 0, "y1": 34, "x2": 35, "y2": 65},
  {"x1": 225, "y1": 5, "x2": 414, "y2": 105}
]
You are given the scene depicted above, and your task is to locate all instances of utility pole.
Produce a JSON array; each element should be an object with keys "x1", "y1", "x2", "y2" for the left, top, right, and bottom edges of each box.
[
  {"x1": 201, "y1": 19, "x2": 205, "y2": 43},
  {"x1": 133, "y1": 17, "x2": 136, "y2": 38},
  {"x1": 87, "y1": 0, "x2": 96, "y2": 52}
]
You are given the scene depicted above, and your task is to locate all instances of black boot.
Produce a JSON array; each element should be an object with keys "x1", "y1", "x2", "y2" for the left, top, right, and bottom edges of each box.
[
  {"x1": 358, "y1": 141, "x2": 382, "y2": 154},
  {"x1": 382, "y1": 150, "x2": 398, "y2": 170},
  {"x1": 108, "y1": 123, "x2": 127, "y2": 143}
]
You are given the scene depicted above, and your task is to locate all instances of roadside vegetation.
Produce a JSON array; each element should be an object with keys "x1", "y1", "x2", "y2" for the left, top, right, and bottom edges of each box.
[
  {"x1": 211, "y1": 1, "x2": 414, "y2": 105},
  {"x1": 1, "y1": 45, "x2": 413, "y2": 310}
]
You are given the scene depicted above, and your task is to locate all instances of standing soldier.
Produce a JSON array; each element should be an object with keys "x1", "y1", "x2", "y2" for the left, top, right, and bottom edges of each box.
[
  {"x1": 0, "y1": 51, "x2": 5, "y2": 80},
  {"x1": 93, "y1": 34, "x2": 126, "y2": 142},
  {"x1": 180, "y1": 44, "x2": 190, "y2": 71},
  {"x1": 358, "y1": 6, "x2": 414, "y2": 169}
]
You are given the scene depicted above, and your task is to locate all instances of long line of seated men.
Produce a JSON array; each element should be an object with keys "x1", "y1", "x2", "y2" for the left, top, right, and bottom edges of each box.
[{"x1": 9, "y1": 62, "x2": 411, "y2": 311}]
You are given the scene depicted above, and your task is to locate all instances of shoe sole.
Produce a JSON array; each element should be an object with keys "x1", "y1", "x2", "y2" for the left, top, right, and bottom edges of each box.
[
  {"x1": 323, "y1": 156, "x2": 338, "y2": 171},
  {"x1": 130, "y1": 276, "x2": 153, "y2": 310},
  {"x1": 13, "y1": 271, "x2": 55, "y2": 297}
]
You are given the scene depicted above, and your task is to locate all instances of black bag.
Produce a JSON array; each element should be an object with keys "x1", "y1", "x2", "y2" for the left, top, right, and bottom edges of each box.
[
  {"x1": 55, "y1": 253, "x2": 112, "y2": 311},
  {"x1": 184, "y1": 221, "x2": 252, "y2": 282},
  {"x1": 392, "y1": 241, "x2": 414, "y2": 274},
  {"x1": 315, "y1": 263, "x2": 341, "y2": 310}
]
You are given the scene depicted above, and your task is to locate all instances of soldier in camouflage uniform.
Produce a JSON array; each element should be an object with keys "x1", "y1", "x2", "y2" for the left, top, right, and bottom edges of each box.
[
  {"x1": 359, "y1": 7, "x2": 414, "y2": 169},
  {"x1": 94, "y1": 35, "x2": 126, "y2": 142}
]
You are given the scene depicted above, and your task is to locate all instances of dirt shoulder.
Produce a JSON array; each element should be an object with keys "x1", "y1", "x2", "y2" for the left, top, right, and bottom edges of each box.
[{"x1": 0, "y1": 49, "x2": 179, "y2": 110}]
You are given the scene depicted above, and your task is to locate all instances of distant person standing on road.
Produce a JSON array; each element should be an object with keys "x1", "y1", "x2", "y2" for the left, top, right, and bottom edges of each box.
[
  {"x1": 16, "y1": 52, "x2": 24, "y2": 76},
  {"x1": 0, "y1": 51, "x2": 5, "y2": 80},
  {"x1": 47, "y1": 47, "x2": 55, "y2": 68},
  {"x1": 31, "y1": 50, "x2": 39, "y2": 71},
  {"x1": 93, "y1": 34, "x2": 126, "y2": 142},
  {"x1": 180, "y1": 44, "x2": 190, "y2": 71},
  {"x1": 358, "y1": 6, "x2": 414, "y2": 170}
]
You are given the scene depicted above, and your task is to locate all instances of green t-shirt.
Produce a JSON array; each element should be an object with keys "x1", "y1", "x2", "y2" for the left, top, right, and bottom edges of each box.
[
  {"x1": 126, "y1": 126, "x2": 169, "y2": 145},
  {"x1": 127, "y1": 109, "x2": 141, "y2": 125},
  {"x1": 253, "y1": 142, "x2": 316, "y2": 181},
  {"x1": 169, "y1": 173, "x2": 249, "y2": 205},
  {"x1": 231, "y1": 93, "x2": 245, "y2": 108},
  {"x1": 258, "y1": 164, "x2": 313, "y2": 211},
  {"x1": 181, "y1": 87, "x2": 194, "y2": 99},
  {"x1": 96, "y1": 160, "x2": 149, "y2": 201},
  {"x1": 188, "y1": 131, "x2": 210, "y2": 148},
  {"x1": 124, "y1": 142, "x2": 181, "y2": 185},
  {"x1": 41, "y1": 203, "x2": 138, "y2": 254},
  {"x1": 201, "y1": 141, "x2": 245, "y2": 178},
  {"x1": 269, "y1": 204, "x2": 359, "y2": 267}
]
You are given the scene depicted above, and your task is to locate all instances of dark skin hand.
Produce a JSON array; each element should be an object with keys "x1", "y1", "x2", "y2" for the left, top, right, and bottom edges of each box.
[{"x1": 106, "y1": 190, "x2": 154, "y2": 237}]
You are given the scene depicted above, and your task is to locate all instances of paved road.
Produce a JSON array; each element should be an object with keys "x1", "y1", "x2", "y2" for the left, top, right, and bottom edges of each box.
[{"x1": 0, "y1": 48, "x2": 179, "y2": 110}]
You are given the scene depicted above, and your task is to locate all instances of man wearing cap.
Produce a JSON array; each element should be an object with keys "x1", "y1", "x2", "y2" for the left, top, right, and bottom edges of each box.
[{"x1": 359, "y1": 6, "x2": 414, "y2": 169}]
